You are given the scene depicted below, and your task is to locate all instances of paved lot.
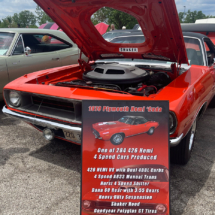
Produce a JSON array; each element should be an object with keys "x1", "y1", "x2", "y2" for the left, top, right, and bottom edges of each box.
[{"x1": 0, "y1": 101, "x2": 214, "y2": 215}]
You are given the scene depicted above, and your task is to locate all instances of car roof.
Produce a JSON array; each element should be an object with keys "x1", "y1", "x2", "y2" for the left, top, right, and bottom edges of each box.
[
  {"x1": 104, "y1": 29, "x2": 142, "y2": 33},
  {"x1": 0, "y1": 28, "x2": 74, "y2": 44},
  {"x1": 181, "y1": 23, "x2": 215, "y2": 32},
  {"x1": 0, "y1": 28, "x2": 62, "y2": 34},
  {"x1": 110, "y1": 31, "x2": 208, "y2": 41},
  {"x1": 123, "y1": 116, "x2": 145, "y2": 119},
  {"x1": 182, "y1": 31, "x2": 209, "y2": 40}
]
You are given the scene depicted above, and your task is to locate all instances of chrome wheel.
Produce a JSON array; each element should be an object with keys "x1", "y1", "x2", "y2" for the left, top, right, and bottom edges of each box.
[
  {"x1": 147, "y1": 127, "x2": 154, "y2": 135},
  {"x1": 189, "y1": 119, "x2": 197, "y2": 151},
  {"x1": 113, "y1": 134, "x2": 123, "y2": 144}
]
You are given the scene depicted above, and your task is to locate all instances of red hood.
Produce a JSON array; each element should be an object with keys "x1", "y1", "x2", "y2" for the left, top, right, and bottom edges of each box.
[
  {"x1": 34, "y1": 0, "x2": 188, "y2": 64},
  {"x1": 93, "y1": 121, "x2": 128, "y2": 132}
]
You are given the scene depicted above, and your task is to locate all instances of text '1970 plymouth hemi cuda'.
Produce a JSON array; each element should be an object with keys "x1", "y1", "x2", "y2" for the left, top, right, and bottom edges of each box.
[{"x1": 2, "y1": 0, "x2": 215, "y2": 165}]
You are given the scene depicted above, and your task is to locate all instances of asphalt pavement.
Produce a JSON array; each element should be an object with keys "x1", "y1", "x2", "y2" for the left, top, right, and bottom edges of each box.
[{"x1": 0, "y1": 101, "x2": 214, "y2": 215}]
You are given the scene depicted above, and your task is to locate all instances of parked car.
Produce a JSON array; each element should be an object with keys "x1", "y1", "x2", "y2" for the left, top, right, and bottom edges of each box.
[
  {"x1": 102, "y1": 29, "x2": 142, "y2": 41},
  {"x1": 181, "y1": 23, "x2": 215, "y2": 45},
  {"x1": 109, "y1": 32, "x2": 145, "y2": 44},
  {"x1": 92, "y1": 116, "x2": 159, "y2": 145},
  {"x1": 0, "y1": 28, "x2": 86, "y2": 100},
  {"x1": 82, "y1": 164, "x2": 169, "y2": 215},
  {"x1": 2, "y1": 0, "x2": 215, "y2": 165}
]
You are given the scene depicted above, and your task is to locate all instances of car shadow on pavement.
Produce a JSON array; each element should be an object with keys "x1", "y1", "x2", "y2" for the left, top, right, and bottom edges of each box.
[
  {"x1": 0, "y1": 147, "x2": 30, "y2": 166},
  {"x1": 29, "y1": 138, "x2": 81, "y2": 173},
  {"x1": 0, "y1": 101, "x2": 21, "y2": 126},
  {"x1": 170, "y1": 109, "x2": 215, "y2": 214}
]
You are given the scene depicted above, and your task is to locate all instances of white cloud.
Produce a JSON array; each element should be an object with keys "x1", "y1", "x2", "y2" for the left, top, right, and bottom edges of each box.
[{"x1": 0, "y1": 0, "x2": 37, "y2": 19}]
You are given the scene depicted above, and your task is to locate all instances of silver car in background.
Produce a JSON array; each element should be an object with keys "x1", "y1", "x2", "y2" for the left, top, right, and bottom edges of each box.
[{"x1": 0, "y1": 28, "x2": 86, "y2": 100}]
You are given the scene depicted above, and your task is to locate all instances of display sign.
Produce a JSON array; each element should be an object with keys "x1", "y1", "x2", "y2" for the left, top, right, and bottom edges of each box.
[{"x1": 81, "y1": 100, "x2": 169, "y2": 215}]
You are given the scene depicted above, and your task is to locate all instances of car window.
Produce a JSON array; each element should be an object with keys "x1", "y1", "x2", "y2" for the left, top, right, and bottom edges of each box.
[
  {"x1": 118, "y1": 117, "x2": 133, "y2": 125},
  {"x1": 22, "y1": 34, "x2": 72, "y2": 54},
  {"x1": 13, "y1": 36, "x2": 24, "y2": 55},
  {"x1": 184, "y1": 37, "x2": 203, "y2": 65},
  {"x1": 0, "y1": 32, "x2": 14, "y2": 55}
]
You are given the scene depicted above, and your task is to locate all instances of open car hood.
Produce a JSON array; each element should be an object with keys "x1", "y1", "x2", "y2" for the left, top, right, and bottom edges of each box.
[{"x1": 34, "y1": 0, "x2": 188, "y2": 64}]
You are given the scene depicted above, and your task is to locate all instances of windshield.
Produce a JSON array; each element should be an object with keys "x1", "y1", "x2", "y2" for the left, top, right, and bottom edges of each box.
[
  {"x1": 118, "y1": 117, "x2": 134, "y2": 125},
  {"x1": 111, "y1": 35, "x2": 145, "y2": 44},
  {"x1": 100, "y1": 36, "x2": 204, "y2": 66},
  {"x1": 0, "y1": 33, "x2": 14, "y2": 55},
  {"x1": 103, "y1": 31, "x2": 132, "y2": 40}
]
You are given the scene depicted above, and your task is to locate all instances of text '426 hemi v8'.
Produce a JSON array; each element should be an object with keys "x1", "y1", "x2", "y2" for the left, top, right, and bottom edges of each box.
[{"x1": 2, "y1": 0, "x2": 215, "y2": 165}]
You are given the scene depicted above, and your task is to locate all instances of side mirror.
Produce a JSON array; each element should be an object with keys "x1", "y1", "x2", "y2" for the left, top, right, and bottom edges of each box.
[{"x1": 24, "y1": 46, "x2": 31, "y2": 56}]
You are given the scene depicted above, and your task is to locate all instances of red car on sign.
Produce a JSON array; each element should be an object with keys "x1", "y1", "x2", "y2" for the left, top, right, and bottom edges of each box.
[{"x1": 92, "y1": 116, "x2": 159, "y2": 145}]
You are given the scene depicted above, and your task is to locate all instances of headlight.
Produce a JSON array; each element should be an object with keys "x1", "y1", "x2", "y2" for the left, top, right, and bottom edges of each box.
[
  {"x1": 82, "y1": 200, "x2": 92, "y2": 209},
  {"x1": 156, "y1": 204, "x2": 167, "y2": 213},
  {"x1": 9, "y1": 91, "x2": 21, "y2": 107},
  {"x1": 169, "y1": 111, "x2": 177, "y2": 134}
]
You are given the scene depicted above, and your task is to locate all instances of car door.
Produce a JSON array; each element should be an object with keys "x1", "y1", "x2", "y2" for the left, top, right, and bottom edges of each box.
[
  {"x1": 204, "y1": 38, "x2": 215, "y2": 95},
  {"x1": 132, "y1": 118, "x2": 149, "y2": 135},
  {"x1": 58, "y1": 42, "x2": 88, "y2": 66},
  {"x1": 6, "y1": 34, "x2": 62, "y2": 82}
]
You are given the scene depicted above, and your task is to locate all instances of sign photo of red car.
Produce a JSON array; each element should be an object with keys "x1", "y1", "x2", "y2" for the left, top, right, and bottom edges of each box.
[{"x1": 92, "y1": 116, "x2": 159, "y2": 145}]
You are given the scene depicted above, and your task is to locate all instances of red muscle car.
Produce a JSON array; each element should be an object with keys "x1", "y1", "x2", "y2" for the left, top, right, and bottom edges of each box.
[
  {"x1": 92, "y1": 116, "x2": 159, "y2": 145},
  {"x1": 82, "y1": 164, "x2": 169, "y2": 215},
  {"x1": 2, "y1": 0, "x2": 215, "y2": 165}
]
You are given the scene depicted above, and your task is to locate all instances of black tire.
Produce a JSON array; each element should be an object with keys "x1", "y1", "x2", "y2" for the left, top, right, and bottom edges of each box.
[
  {"x1": 208, "y1": 96, "x2": 215, "y2": 108},
  {"x1": 110, "y1": 133, "x2": 124, "y2": 145},
  {"x1": 170, "y1": 119, "x2": 197, "y2": 165},
  {"x1": 147, "y1": 127, "x2": 155, "y2": 135}
]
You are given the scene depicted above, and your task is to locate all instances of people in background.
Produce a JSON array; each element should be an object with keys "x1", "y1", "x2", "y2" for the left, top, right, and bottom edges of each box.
[
  {"x1": 122, "y1": 26, "x2": 126, "y2": 30},
  {"x1": 110, "y1": 24, "x2": 115, "y2": 31},
  {"x1": 17, "y1": 24, "x2": 21, "y2": 28},
  {"x1": 41, "y1": 35, "x2": 51, "y2": 44}
]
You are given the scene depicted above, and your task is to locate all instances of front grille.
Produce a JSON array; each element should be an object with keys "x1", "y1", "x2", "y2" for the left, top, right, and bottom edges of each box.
[
  {"x1": 32, "y1": 96, "x2": 74, "y2": 112},
  {"x1": 4, "y1": 90, "x2": 82, "y2": 124}
]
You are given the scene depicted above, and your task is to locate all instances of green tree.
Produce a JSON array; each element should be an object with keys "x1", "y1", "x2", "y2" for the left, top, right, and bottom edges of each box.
[
  {"x1": 0, "y1": 16, "x2": 17, "y2": 28},
  {"x1": 91, "y1": 7, "x2": 138, "y2": 29},
  {"x1": 35, "y1": 5, "x2": 53, "y2": 25},
  {"x1": 183, "y1": 10, "x2": 206, "y2": 23},
  {"x1": 12, "y1": 10, "x2": 37, "y2": 27},
  {"x1": 178, "y1": 12, "x2": 185, "y2": 23}
]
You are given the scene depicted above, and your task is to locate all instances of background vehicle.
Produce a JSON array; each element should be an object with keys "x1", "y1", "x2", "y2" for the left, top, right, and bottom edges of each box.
[
  {"x1": 0, "y1": 28, "x2": 87, "y2": 100},
  {"x1": 181, "y1": 23, "x2": 215, "y2": 45},
  {"x1": 92, "y1": 116, "x2": 159, "y2": 145}
]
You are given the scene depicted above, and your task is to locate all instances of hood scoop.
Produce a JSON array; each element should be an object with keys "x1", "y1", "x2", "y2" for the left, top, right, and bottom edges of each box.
[{"x1": 83, "y1": 63, "x2": 149, "y2": 84}]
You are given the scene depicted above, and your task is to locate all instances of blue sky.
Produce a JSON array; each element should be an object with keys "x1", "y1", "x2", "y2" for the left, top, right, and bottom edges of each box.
[{"x1": 0, "y1": 0, "x2": 215, "y2": 21}]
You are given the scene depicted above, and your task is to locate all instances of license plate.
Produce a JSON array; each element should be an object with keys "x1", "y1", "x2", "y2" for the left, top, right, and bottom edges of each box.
[{"x1": 63, "y1": 130, "x2": 81, "y2": 143}]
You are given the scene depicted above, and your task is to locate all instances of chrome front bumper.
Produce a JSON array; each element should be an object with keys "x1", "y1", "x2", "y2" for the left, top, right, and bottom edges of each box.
[
  {"x1": 2, "y1": 106, "x2": 183, "y2": 146},
  {"x1": 2, "y1": 106, "x2": 81, "y2": 143}
]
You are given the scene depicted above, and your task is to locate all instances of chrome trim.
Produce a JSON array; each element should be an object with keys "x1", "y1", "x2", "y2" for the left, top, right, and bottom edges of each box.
[
  {"x1": 10, "y1": 34, "x2": 24, "y2": 56},
  {"x1": 170, "y1": 133, "x2": 184, "y2": 146},
  {"x1": 2, "y1": 106, "x2": 81, "y2": 132}
]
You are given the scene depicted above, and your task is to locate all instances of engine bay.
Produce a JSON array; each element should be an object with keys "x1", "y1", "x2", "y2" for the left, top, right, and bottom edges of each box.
[{"x1": 54, "y1": 63, "x2": 172, "y2": 97}]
